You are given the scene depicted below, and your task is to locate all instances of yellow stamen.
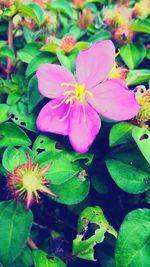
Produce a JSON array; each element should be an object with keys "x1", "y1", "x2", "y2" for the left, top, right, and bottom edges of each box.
[
  {"x1": 61, "y1": 82, "x2": 94, "y2": 105},
  {"x1": 115, "y1": 49, "x2": 120, "y2": 57}
]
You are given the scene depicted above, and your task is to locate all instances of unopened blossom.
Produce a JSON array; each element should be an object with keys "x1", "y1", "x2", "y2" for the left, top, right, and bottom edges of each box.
[
  {"x1": 0, "y1": 0, "x2": 14, "y2": 7},
  {"x1": 113, "y1": 24, "x2": 133, "y2": 44},
  {"x1": 73, "y1": 0, "x2": 85, "y2": 9},
  {"x1": 134, "y1": 85, "x2": 150, "y2": 127},
  {"x1": 132, "y1": 0, "x2": 150, "y2": 19},
  {"x1": 7, "y1": 153, "x2": 58, "y2": 208},
  {"x1": 36, "y1": 40, "x2": 139, "y2": 153},
  {"x1": 60, "y1": 36, "x2": 76, "y2": 54},
  {"x1": 103, "y1": 5, "x2": 131, "y2": 30},
  {"x1": 79, "y1": 8, "x2": 94, "y2": 29},
  {"x1": 108, "y1": 61, "x2": 128, "y2": 81},
  {"x1": 20, "y1": 18, "x2": 36, "y2": 30}
]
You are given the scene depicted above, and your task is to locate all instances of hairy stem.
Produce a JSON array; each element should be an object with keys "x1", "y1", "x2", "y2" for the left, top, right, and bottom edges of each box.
[{"x1": 7, "y1": 17, "x2": 13, "y2": 79}]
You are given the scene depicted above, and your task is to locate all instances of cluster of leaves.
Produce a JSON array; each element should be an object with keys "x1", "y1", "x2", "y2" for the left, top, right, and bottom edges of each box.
[{"x1": 0, "y1": 0, "x2": 150, "y2": 266}]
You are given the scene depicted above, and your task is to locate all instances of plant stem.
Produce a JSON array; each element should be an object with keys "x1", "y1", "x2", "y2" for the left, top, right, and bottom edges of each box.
[
  {"x1": 27, "y1": 237, "x2": 38, "y2": 250},
  {"x1": 7, "y1": 17, "x2": 13, "y2": 80}
]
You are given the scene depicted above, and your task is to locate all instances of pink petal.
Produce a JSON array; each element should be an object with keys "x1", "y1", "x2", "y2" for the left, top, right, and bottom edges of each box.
[
  {"x1": 88, "y1": 79, "x2": 140, "y2": 121},
  {"x1": 76, "y1": 40, "x2": 115, "y2": 89},
  {"x1": 36, "y1": 64, "x2": 76, "y2": 99},
  {"x1": 36, "y1": 97, "x2": 70, "y2": 135},
  {"x1": 68, "y1": 104, "x2": 101, "y2": 153}
]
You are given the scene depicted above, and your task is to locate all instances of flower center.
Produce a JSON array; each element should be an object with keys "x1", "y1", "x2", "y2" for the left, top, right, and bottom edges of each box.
[
  {"x1": 62, "y1": 82, "x2": 93, "y2": 105},
  {"x1": 23, "y1": 171, "x2": 41, "y2": 192}
]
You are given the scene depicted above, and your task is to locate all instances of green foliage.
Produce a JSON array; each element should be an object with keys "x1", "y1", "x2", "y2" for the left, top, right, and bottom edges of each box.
[
  {"x1": 115, "y1": 209, "x2": 150, "y2": 267},
  {"x1": 0, "y1": 0, "x2": 149, "y2": 266},
  {"x1": 33, "y1": 250, "x2": 66, "y2": 267},
  {"x1": 2, "y1": 146, "x2": 33, "y2": 173},
  {"x1": 109, "y1": 122, "x2": 134, "y2": 147},
  {"x1": 0, "y1": 123, "x2": 31, "y2": 148},
  {"x1": 120, "y1": 43, "x2": 146, "y2": 69},
  {"x1": 0, "y1": 200, "x2": 33, "y2": 267},
  {"x1": 132, "y1": 127, "x2": 150, "y2": 164},
  {"x1": 0, "y1": 104, "x2": 9, "y2": 123},
  {"x1": 73, "y1": 206, "x2": 117, "y2": 261},
  {"x1": 106, "y1": 145, "x2": 150, "y2": 194}
]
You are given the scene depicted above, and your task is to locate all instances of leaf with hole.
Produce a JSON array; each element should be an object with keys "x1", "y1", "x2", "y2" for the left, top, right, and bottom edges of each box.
[
  {"x1": 9, "y1": 102, "x2": 37, "y2": 132},
  {"x1": 132, "y1": 127, "x2": 150, "y2": 164},
  {"x1": 33, "y1": 250, "x2": 66, "y2": 267},
  {"x1": 73, "y1": 206, "x2": 117, "y2": 261},
  {"x1": 32, "y1": 135, "x2": 58, "y2": 156}
]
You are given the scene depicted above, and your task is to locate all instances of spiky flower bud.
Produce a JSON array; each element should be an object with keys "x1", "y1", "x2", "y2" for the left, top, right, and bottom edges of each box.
[
  {"x1": 79, "y1": 8, "x2": 94, "y2": 29},
  {"x1": 7, "y1": 153, "x2": 58, "y2": 209},
  {"x1": 60, "y1": 36, "x2": 76, "y2": 54}
]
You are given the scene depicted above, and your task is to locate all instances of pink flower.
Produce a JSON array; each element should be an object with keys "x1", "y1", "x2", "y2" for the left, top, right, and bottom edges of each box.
[{"x1": 36, "y1": 40, "x2": 139, "y2": 153}]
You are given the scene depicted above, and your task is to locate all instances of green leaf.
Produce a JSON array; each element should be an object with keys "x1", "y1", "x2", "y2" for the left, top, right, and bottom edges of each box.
[
  {"x1": 49, "y1": 173, "x2": 90, "y2": 205},
  {"x1": 41, "y1": 43, "x2": 59, "y2": 53},
  {"x1": 33, "y1": 250, "x2": 66, "y2": 267},
  {"x1": 0, "y1": 200, "x2": 33, "y2": 267},
  {"x1": 0, "y1": 45, "x2": 15, "y2": 59},
  {"x1": 0, "y1": 79, "x2": 18, "y2": 94},
  {"x1": 0, "y1": 122, "x2": 31, "y2": 148},
  {"x1": 115, "y1": 208, "x2": 150, "y2": 267},
  {"x1": 16, "y1": 3, "x2": 39, "y2": 24},
  {"x1": 32, "y1": 135, "x2": 58, "y2": 157},
  {"x1": 68, "y1": 48, "x2": 79, "y2": 72},
  {"x1": 2, "y1": 146, "x2": 33, "y2": 173},
  {"x1": 109, "y1": 122, "x2": 135, "y2": 147},
  {"x1": 105, "y1": 145, "x2": 150, "y2": 194},
  {"x1": 132, "y1": 127, "x2": 150, "y2": 164},
  {"x1": 92, "y1": 174, "x2": 109, "y2": 195},
  {"x1": 35, "y1": 151, "x2": 79, "y2": 185},
  {"x1": 88, "y1": 30, "x2": 112, "y2": 42},
  {"x1": 131, "y1": 19, "x2": 150, "y2": 34},
  {"x1": 56, "y1": 48, "x2": 71, "y2": 70},
  {"x1": 12, "y1": 246, "x2": 33, "y2": 267},
  {"x1": 28, "y1": 3, "x2": 44, "y2": 25},
  {"x1": 18, "y1": 43, "x2": 42, "y2": 64},
  {"x1": 27, "y1": 75, "x2": 43, "y2": 113},
  {"x1": 61, "y1": 150, "x2": 94, "y2": 166},
  {"x1": 47, "y1": 0, "x2": 74, "y2": 18},
  {"x1": 73, "y1": 206, "x2": 117, "y2": 261},
  {"x1": 75, "y1": 41, "x2": 90, "y2": 50},
  {"x1": 120, "y1": 43, "x2": 146, "y2": 69},
  {"x1": 26, "y1": 52, "x2": 55, "y2": 77},
  {"x1": 0, "y1": 104, "x2": 9, "y2": 123},
  {"x1": 9, "y1": 102, "x2": 37, "y2": 132},
  {"x1": 7, "y1": 92, "x2": 22, "y2": 106},
  {"x1": 126, "y1": 69, "x2": 150, "y2": 85}
]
